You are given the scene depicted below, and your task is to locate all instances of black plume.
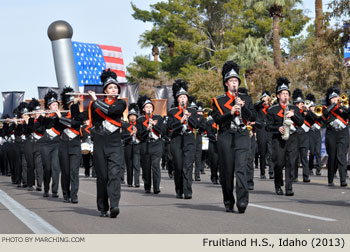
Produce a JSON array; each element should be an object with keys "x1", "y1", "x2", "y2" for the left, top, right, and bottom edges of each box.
[
  {"x1": 128, "y1": 103, "x2": 139, "y2": 114},
  {"x1": 276, "y1": 77, "x2": 290, "y2": 86},
  {"x1": 17, "y1": 102, "x2": 29, "y2": 116},
  {"x1": 222, "y1": 61, "x2": 239, "y2": 79},
  {"x1": 292, "y1": 88, "x2": 303, "y2": 100},
  {"x1": 60, "y1": 86, "x2": 74, "y2": 110},
  {"x1": 28, "y1": 98, "x2": 40, "y2": 112},
  {"x1": 100, "y1": 68, "x2": 117, "y2": 84},
  {"x1": 44, "y1": 90, "x2": 58, "y2": 109},
  {"x1": 197, "y1": 101, "x2": 203, "y2": 108},
  {"x1": 238, "y1": 87, "x2": 248, "y2": 95},
  {"x1": 306, "y1": 93, "x2": 316, "y2": 103},
  {"x1": 137, "y1": 95, "x2": 151, "y2": 113},
  {"x1": 188, "y1": 95, "x2": 197, "y2": 105},
  {"x1": 172, "y1": 79, "x2": 188, "y2": 106},
  {"x1": 325, "y1": 86, "x2": 340, "y2": 106}
]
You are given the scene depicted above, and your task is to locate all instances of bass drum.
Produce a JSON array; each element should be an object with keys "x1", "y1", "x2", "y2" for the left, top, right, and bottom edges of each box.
[
  {"x1": 81, "y1": 142, "x2": 91, "y2": 155},
  {"x1": 202, "y1": 136, "x2": 209, "y2": 150}
]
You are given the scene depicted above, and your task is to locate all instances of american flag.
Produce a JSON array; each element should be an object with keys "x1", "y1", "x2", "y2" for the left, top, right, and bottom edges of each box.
[{"x1": 72, "y1": 41, "x2": 127, "y2": 90}]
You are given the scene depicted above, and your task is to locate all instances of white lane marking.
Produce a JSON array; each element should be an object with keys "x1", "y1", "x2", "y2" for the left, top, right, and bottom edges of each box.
[
  {"x1": 0, "y1": 189, "x2": 61, "y2": 234},
  {"x1": 249, "y1": 203, "x2": 337, "y2": 222}
]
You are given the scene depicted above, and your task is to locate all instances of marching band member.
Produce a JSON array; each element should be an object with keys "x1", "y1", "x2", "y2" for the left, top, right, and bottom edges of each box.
[
  {"x1": 323, "y1": 87, "x2": 348, "y2": 187},
  {"x1": 122, "y1": 103, "x2": 141, "y2": 187},
  {"x1": 57, "y1": 87, "x2": 84, "y2": 203},
  {"x1": 168, "y1": 79, "x2": 199, "y2": 199},
  {"x1": 14, "y1": 102, "x2": 30, "y2": 188},
  {"x1": 206, "y1": 111, "x2": 219, "y2": 184},
  {"x1": 25, "y1": 98, "x2": 44, "y2": 191},
  {"x1": 88, "y1": 68, "x2": 126, "y2": 218},
  {"x1": 81, "y1": 119, "x2": 95, "y2": 177},
  {"x1": 211, "y1": 61, "x2": 256, "y2": 213},
  {"x1": 292, "y1": 88, "x2": 311, "y2": 183},
  {"x1": 40, "y1": 90, "x2": 61, "y2": 198},
  {"x1": 136, "y1": 96, "x2": 164, "y2": 194},
  {"x1": 254, "y1": 90, "x2": 272, "y2": 179},
  {"x1": 306, "y1": 93, "x2": 322, "y2": 176},
  {"x1": 266, "y1": 78, "x2": 303, "y2": 196}
]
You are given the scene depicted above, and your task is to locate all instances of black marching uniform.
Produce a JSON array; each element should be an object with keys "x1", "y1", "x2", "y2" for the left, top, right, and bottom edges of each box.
[
  {"x1": 89, "y1": 94, "x2": 126, "y2": 216},
  {"x1": 206, "y1": 115, "x2": 219, "y2": 184},
  {"x1": 254, "y1": 93, "x2": 271, "y2": 178},
  {"x1": 81, "y1": 124, "x2": 95, "y2": 177},
  {"x1": 136, "y1": 111, "x2": 164, "y2": 193},
  {"x1": 323, "y1": 87, "x2": 349, "y2": 187},
  {"x1": 58, "y1": 92, "x2": 84, "y2": 203},
  {"x1": 212, "y1": 90, "x2": 255, "y2": 212},
  {"x1": 266, "y1": 79, "x2": 304, "y2": 196},
  {"x1": 122, "y1": 120, "x2": 141, "y2": 187},
  {"x1": 194, "y1": 111, "x2": 207, "y2": 181}
]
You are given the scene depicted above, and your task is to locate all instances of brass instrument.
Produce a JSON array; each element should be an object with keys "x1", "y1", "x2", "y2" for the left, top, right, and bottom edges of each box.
[
  {"x1": 341, "y1": 93, "x2": 347, "y2": 102},
  {"x1": 270, "y1": 93, "x2": 277, "y2": 105},
  {"x1": 344, "y1": 100, "x2": 349, "y2": 108},
  {"x1": 281, "y1": 103, "x2": 293, "y2": 141},
  {"x1": 313, "y1": 106, "x2": 323, "y2": 117},
  {"x1": 304, "y1": 100, "x2": 311, "y2": 109},
  {"x1": 65, "y1": 92, "x2": 119, "y2": 97},
  {"x1": 203, "y1": 108, "x2": 211, "y2": 119},
  {"x1": 247, "y1": 125, "x2": 253, "y2": 138}
]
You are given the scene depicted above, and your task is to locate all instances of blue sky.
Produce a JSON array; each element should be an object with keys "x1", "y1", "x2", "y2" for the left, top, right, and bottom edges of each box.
[{"x1": 0, "y1": 0, "x2": 332, "y2": 113}]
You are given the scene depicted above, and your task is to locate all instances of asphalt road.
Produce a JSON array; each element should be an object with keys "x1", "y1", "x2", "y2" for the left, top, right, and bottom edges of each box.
[{"x1": 0, "y1": 167, "x2": 349, "y2": 234}]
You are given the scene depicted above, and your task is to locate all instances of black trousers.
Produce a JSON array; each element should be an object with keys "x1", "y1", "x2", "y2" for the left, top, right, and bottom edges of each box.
[
  {"x1": 82, "y1": 153, "x2": 95, "y2": 176},
  {"x1": 7, "y1": 142, "x2": 19, "y2": 184},
  {"x1": 208, "y1": 141, "x2": 218, "y2": 180},
  {"x1": 266, "y1": 132, "x2": 274, "y2": 175},
  {"x1": 165, "y1": 142, "x2": 174, "y2": 175},
  {"x1": 93, "y1": 132, "x2": 122, "y2": 212},
  {"x1": 247, "y1": 135, "x2": 256, "y2": 187},
  {"x1": 2, "y1": 142, "x2": 10, "y2": 177},
  {"x1": 194, "y1": 135, "x2": 203, "y2": 179},
  {"x1": 309, "y1": 130, "x2": 322, "y2": 172},
  {"x1": 256, "y1": 126, "x2": 268, "y2": 176},
  {"x1": 0, "y1": 144, "x2": 8, "y2": 175},
  {"x1": 296, "y1": 131, "x2": 310, "y2": 180},
  {"x1": 59, "y1": 137, "x2": 81, "y2": 201},
  {"x1": 170, "y1": 134, "x2": 195, "y2": 196},
  {"x1": 325, "y1": 127, "x2": 348, "y2": 184},
  {"x1": 25, "y1": 140, "x2": 43, "y2": 188},
  {"x1": 124, "y1": 143, "x2": 141, "y2": 186},
  {"x1": 272, "y1": 133, "x2": 298, "y2": 192},
  {"x1": 140, "y1": 140, "x2": 162, "y2": 192},
  {"x1": 217, "y1": 130, "x2": 250, "y2": 209},
  {"x1": 39, "y1": 137, "x2": 60, "y2": 194}
]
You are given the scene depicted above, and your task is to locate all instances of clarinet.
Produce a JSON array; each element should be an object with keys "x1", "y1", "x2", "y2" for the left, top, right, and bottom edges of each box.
[
  {"x1": 132, "y1": 124, "x2": 137, "y2": 143},
  {"x1": 147, "y1": 112, "x2": 153, "y2": 140},
  {"x1": 230, "y1": 88, "x2": 245, "y2": 130},
  {"x1": 181, "y1": 101, "x2": 190, "y2": 135}
]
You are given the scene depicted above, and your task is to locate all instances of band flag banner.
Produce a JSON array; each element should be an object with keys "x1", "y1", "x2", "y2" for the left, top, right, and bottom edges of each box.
[
  {"x1": 37, "y1": 87, "x2": 61, "y2": 99},
  {"x1": 72, "y1": 41, "x2": 127, "y2": 89},
  {"x1": 155, "y1": 85, "x2": 174, "y2": 110},
  {"x1": 1, "y1": 92, "x2": 25, "y2": 118}
]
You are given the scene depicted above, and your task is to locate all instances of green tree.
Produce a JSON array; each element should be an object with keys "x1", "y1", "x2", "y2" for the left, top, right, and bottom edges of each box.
[{"x1": 246, "y1": 0, "x2": 302, "y2": 69}]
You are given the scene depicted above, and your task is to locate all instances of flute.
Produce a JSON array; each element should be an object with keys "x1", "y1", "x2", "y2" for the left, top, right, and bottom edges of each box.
[
  {"x1": 66, "y1": 92, "x2": 119, "y2": 97},
  {"x1": 23, "y1": 110, "x2": 70, "y2": 115},
  {"x1": 0, "y1": 118, "x2": 25, "y2": 122}
]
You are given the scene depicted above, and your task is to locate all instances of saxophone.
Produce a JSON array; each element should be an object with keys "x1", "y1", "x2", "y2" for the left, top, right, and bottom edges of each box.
[{"x1": 281, "y1": 103, "x2": 293, "y2": 141}]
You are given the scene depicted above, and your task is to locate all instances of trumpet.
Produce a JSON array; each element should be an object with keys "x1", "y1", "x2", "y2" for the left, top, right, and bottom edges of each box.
[
  {"x1": 65, "y1": 92, "x2": 118, "y2": 97},
  {"x1": 270, "y1": 93, "x2": 277, "y2": 105},
  {"x1": 341, "y1": 93, "x2": 347, "y2": 102},
  {"x1": 313, "y1": 106, "x2": 323, "y2": 117},
  {"x1": 203, "y1": 108, "x2": 211, "y2": 119},
  {"x1": 343, "y1": 100, "x2": 349, "y2": 108},
  {"x1": 304, "y1": 100, "x2": 311, "y2": 108}
]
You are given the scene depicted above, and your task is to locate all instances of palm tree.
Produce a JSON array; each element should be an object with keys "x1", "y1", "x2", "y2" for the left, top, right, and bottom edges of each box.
[
  {"x1": 246, "y1": 0, "x2": 300, "y2": 69},
  {"x1": 315, "y1": 0, "x2": 323, "y2": 37}
]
